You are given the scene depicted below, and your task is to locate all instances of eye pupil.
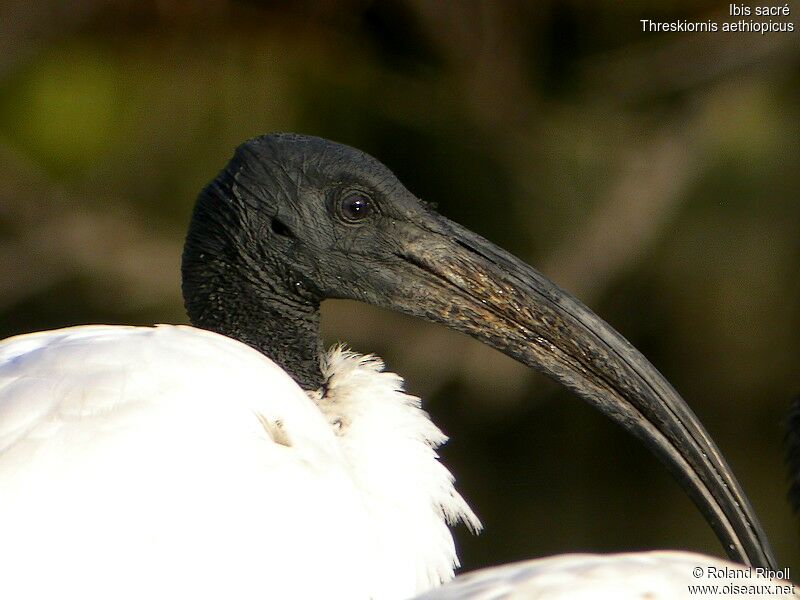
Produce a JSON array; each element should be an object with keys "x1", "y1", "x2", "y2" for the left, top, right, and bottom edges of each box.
[
  {"x1": 340, "y1": 193, "x2": 373, "y2": 223},
  {"x1": 346, "y1": 197, "x2": 365, "y2": 215}
]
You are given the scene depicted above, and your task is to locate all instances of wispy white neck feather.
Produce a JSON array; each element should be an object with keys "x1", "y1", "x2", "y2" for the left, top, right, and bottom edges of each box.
[{"x1": 310, "y1": 346, "x2": 482, "y2": 598}]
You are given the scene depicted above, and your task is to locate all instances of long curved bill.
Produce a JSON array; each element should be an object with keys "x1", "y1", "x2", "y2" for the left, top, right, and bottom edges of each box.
[{"x1": 390, "y1": 216, "x2": 775, "y2": 569}]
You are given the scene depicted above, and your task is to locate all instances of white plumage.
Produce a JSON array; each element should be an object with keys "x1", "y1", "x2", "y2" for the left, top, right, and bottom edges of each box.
[
  {"x1": 3, "y1": 327, "x2": 789, "y2": 600},
  {"x1": 416, "y1": 552, "x2": 796, "y2": 600},
  {"x1": 0, "y1": 325, "x2": 478, "y2": 600}
]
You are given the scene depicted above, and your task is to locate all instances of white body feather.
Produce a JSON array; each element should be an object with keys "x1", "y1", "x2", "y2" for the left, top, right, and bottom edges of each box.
[
  {"x1": 0, "y1": 325, "x2": 479, "y2": 600},
  {"x1": 414, "y1": 552, "x2": 796, "y2": 600},
  {"x1": 1, "y1": 326, "x2": 793, "y2": 600}
]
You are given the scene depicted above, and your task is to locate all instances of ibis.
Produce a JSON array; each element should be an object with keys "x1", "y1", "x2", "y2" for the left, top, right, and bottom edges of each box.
[{"x1": 0, "y1": 134, "x2": 778, "y2": 599}]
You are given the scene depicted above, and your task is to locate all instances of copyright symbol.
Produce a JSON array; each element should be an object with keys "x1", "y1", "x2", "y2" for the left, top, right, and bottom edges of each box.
[{"x1": 693, "y1": 567, "x2": 704, "y2": 578}]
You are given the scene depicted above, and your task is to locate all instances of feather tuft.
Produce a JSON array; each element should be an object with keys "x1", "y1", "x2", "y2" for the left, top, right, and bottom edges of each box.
[{"x1": 311, "y1": 346, "x2": 482, "y2": 595}]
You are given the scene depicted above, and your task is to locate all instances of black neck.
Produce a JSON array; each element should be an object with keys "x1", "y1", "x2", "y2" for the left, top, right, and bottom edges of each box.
[{"x1": 181, "y1": 178, "x2": 325, "y2": 391}]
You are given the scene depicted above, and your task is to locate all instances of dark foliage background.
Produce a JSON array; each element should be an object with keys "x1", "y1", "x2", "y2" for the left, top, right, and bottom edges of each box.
[{"x1": 2, "y1": 0, "x2": 799, "y2": 576}]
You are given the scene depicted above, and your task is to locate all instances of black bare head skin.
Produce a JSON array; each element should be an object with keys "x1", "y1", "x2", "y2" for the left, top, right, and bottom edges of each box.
[
  {"x1": 182, "y1": 132, "x2": 775, "y2": 570},
  {"x1": 182, "y1": 133, "x2": 441, "y2": 390}
]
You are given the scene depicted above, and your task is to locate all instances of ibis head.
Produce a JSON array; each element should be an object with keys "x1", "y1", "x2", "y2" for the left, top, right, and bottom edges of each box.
[{"x1": 182, "y1": 133, "x2": 775, "y2": 570}]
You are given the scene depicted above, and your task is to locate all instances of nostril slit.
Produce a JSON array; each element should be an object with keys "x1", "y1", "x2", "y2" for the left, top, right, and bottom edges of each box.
[{"x1": 271, "y1": 218, "x2": 294, "y2": 238}]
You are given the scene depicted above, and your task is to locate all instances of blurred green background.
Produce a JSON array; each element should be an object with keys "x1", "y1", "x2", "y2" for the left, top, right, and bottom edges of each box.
[{"x1": 2, "y1": 0, "x2": 799, "y2": 577}]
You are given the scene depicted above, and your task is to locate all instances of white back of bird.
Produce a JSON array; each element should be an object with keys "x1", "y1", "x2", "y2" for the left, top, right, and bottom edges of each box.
[
  {"x1": 0, "y1": 325, "x2": 478, "y2": 600},
  {"x1": 413, "y1": 552, "x2": 796, "y2": 600}
]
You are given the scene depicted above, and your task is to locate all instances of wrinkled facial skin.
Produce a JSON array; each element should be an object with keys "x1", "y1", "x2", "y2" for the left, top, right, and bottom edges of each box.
[{"x1": 227, "y1": 136, "x2": 444, "y2": 306}]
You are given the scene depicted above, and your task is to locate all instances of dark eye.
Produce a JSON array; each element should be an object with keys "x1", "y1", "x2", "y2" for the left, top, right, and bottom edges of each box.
[{"x1": 337, "y1": 192, "x2": 374, "y2": 224}]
